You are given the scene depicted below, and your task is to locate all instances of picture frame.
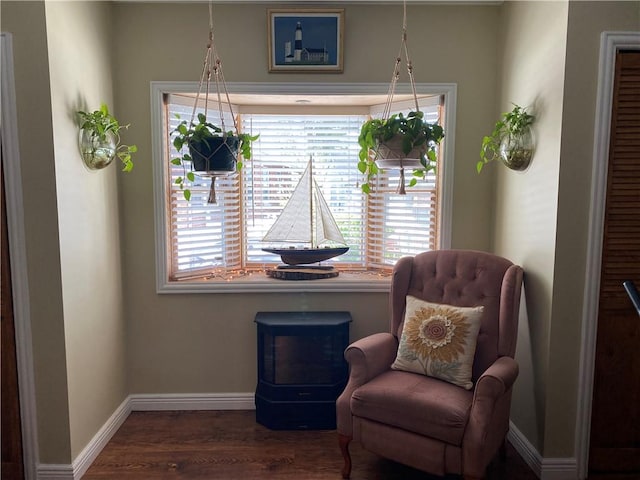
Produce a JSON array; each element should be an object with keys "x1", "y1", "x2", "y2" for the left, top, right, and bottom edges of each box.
[{"x1": 268, "y1": 9, "x2": 344, "y2": 73}]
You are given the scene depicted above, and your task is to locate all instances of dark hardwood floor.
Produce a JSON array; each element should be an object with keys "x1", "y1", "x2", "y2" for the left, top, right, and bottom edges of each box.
[{"x1": 83, "y1": 410, "x2": 538, "y2": 480}]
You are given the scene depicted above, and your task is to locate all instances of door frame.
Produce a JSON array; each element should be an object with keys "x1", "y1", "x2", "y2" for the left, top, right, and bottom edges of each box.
[
  {"x1": 1, "y1": 32, "x2": 39, "y2": 480},
  {"x1": 577, "y1": 31, "x2": 640, "y2": 480}
]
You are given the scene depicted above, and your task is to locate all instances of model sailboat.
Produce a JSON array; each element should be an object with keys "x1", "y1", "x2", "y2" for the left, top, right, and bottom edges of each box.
[{"x1": 262, "y1": 156, "x2": 349, "y2": 266}]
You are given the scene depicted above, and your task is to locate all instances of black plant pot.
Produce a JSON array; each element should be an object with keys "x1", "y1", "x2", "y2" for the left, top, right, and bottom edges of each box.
[{"x1": 188, "y1": 136, "x2": 239, "y2": 173}]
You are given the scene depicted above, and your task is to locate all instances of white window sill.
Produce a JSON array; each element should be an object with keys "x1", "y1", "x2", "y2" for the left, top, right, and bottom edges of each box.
[{"x1": 157, "y1": 271, "x2": 392, "y2": 294}]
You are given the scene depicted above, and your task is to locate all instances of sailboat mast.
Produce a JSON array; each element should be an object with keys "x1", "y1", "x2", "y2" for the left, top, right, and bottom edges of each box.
[{"x1": 309, "y1": 155, "x2": 315, "y2": 249}]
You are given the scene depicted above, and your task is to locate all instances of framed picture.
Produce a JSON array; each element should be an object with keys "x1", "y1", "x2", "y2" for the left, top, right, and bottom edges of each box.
[{"x1": 268, "y1": 9, "x2": 344, "y2": 73}]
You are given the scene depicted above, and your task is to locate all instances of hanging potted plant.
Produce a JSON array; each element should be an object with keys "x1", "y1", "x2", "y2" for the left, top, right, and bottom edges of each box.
[
  {"x1": 170, "y1": 112, "x2": 258, "y2": 202},
  {"x1": 477, "y1": 104, "x2": 535, "y2": 173},
  {"x1": 358, "y1": 110, "x2": 444, "y2": 194},
  {"x1": 168, "y1": 3, "x2": 259, "y2": 204},
  {"x1": 77, "y1": 103, "x2": 136, "y2": 172},
  {"x1": 355, "y1": 0, "x2": 444, "y2": 195}
]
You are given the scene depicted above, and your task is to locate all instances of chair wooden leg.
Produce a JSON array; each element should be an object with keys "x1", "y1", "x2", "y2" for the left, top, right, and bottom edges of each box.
[{"x1": 338, "y1": 433, "x2": 352, "y2": 479}]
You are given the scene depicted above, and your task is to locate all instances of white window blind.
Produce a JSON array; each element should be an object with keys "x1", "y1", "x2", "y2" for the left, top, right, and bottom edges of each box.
[
  {"x1": 163, "y1": 93, "x2": 444, "y2": 280},
  {"x1": 367, "y1": 98, "x2": 442, "y2": 266},
  {"x1": 241, "y1": 114, "x2": 366, "y2": 267},
  {"x1": 166, "y1": 94, "x2": 241, "y2": 279}
]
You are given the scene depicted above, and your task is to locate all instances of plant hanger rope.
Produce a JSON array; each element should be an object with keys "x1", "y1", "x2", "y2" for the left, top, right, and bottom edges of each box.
[
  {"x1": 382, "y1": 0, "x2": 420, "y2": 121},
  {"x1": 171, "y1": 0, "x2": 258, "y2": 204},
  {"x1": 357, "y1": 0, "x2": 443, "y2": 196},
  {"x1": 190, "y1": 1, "x2": 239, "y2": 142},
  {"x1": 188, "y1": 1, "x2": 240, "y2": 203},
  {"x1": 381, "y1": 0, "x2": 421, "y2": 194}
]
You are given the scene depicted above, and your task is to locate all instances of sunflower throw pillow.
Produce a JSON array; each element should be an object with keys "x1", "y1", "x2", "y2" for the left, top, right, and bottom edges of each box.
[{"x1": 391, "y1": 296, "x2": 484, "y2": 389}]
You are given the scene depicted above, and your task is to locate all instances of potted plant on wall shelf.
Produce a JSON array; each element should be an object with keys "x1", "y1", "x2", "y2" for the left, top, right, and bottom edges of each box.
[
  {"x1": 171, "y1": 112, "x2": 259, "y2": 202},
  {"x1": 358, "y1": 110, "x2": 445, "y2": 194},
  {"x1": 477, "y1": 104, "x2": 535, "y2": 173},
  {"x1": 77, "y1": 103, "x2": 136, "y2": 172}
]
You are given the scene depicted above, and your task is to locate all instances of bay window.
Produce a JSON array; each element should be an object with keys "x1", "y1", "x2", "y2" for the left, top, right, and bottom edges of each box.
[{"x1": 151, "y1": 83, "x2": 456, "y2": 292}]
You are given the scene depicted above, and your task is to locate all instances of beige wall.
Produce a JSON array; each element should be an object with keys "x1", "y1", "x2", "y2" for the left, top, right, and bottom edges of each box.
[
  {"x1": 45, "y1": 1, "x2": 128, "y2": 459},
  {"x1": 494, "y1": 0, "x2": 568, "y2": 453},
  {"x1": 545, "y1": 0, "x2": 640, "y2": 457},
  {"x1": 1, "y1": 1, "x2": 72, "y2": 464},
  {"x1": 3, "y1": 0, "x2": 130, "y2": 464},
  {"x1": 495, "y1": 0, "x2": 640, "y2": 458},
  {"x1": 111, "y1": 2, "x2": 500, "y2": 395}
]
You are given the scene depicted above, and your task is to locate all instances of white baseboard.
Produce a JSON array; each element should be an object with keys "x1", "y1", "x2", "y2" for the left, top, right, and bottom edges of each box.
[
  {"x1": 129, "y1": 392, "x2": 256, "y2": 411},
  {"x1": 508, "y1": 421, "x2": 578, "y2": 480},
  {"x1": 540, "y1": 457, "x2": 580, "y2": 480},
  {"x1": 37, "y1": 392, "x2": 255, "y2": 480},
  {"x1": 508, "y1": 421, "x2": 542, "y2": 477},
  {"x1": 35, "y1": 464, "x2": 74, "y2": 480},
  {"x1": 37, "y1": 397, "x2": 130, "y2": 480},
  {"x1": 72, "y1": 397, "x2": 131, "y2": 479}
]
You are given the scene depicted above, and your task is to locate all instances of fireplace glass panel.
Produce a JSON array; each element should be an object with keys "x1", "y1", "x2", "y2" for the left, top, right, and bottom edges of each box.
[{"x1": 271, "y1": 334, "x2": 333, "y2": 385}]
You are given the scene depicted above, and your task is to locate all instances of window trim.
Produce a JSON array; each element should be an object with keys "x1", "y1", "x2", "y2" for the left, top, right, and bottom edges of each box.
[{"x1": 151, "y1": 81, "x2": 456, "y2": 293}]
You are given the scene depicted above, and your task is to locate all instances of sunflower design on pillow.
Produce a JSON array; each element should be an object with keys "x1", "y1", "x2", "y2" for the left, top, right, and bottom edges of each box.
[{"x1": 392, "y1": 296, "x2": 483, "y2": 389}]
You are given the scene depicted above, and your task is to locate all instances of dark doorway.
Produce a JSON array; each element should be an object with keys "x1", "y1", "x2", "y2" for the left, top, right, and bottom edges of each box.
[
  {"x1": 1, "y1": 134, "x2": 25, "y2": 479},
  {"x1": 589, "y1": 50, "x2": 640, "y2": 479}
]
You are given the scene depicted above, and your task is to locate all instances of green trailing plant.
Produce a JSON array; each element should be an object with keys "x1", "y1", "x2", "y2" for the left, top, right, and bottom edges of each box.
[
  {"x1": 77, "y1": 103, "x2": 136, "y2": 172},
  {"x1": 358, "y1": 111, "x2": 444, "y2": 194},
  {"x1": 477, "y1": 104, "x2": 535, "y2": 173},
  {"x1": 171, "y1": 113, "x2": 259, "y2": 201}
]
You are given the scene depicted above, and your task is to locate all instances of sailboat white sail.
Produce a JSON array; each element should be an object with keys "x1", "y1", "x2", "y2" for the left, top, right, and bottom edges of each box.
[{"x1": 262, "y1": 156, "x2": 349, "y2": 265}]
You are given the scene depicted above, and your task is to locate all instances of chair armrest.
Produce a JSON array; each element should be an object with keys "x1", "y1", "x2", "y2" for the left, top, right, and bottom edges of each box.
[
  {"x1": 336, "y1": 332, "x2": 397, "y2": 436},
  {"x1": 344, "y1": 332, "x2": 398, "y2": 385},
  {"x1": 475, "y1": 355, "x2": 519, "y2": 396},
  {"x1": 462, "y1": 356, "x2": 519, "y2": 477}
]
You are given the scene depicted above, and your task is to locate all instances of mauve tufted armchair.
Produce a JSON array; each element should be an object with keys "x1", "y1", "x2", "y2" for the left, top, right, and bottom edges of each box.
[{"x1": 336, "y1": 250, "x2": 524, "y2": 480}]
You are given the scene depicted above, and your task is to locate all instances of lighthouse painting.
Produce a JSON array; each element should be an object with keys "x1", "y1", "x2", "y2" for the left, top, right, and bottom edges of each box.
[{"x1": 268, "y1": 9, "x2": 344, "y2": 72}]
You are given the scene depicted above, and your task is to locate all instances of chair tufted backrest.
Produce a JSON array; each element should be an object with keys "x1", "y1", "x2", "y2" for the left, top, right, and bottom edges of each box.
[{"x1": 390, "y1": 249, "x2": 523, "y2": 382}]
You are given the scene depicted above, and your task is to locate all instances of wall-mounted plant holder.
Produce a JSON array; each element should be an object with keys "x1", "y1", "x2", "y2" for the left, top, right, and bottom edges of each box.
[
  {"x1": 477, "y1": 104, "x2": 535, "y2": 174},
  {"x1": 499, "y1": 125, "x2": 534, "y2": 171},
  {"x1": 76, "y1": 103, "x2": 136, "y2": 173},
  {"x1": 79, "y1": 127, "x2": 116, "y2": 170}
]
